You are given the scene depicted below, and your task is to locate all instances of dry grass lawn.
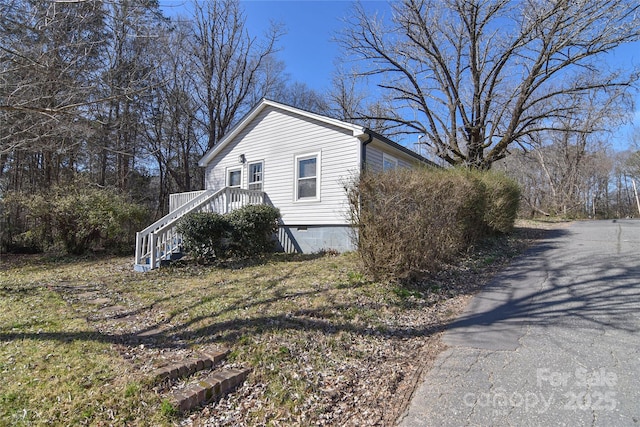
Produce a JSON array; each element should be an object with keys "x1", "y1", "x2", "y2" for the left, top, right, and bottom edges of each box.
[{"x1": 0, "y1": 221, "x2": 558, "y2": 426}]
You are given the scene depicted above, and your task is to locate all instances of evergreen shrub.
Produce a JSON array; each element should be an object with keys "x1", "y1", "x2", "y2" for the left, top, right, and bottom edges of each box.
[
  {"x1": 176, "y1": 212, "x2": 231, "y2": 263},
  {"x1": 177, "y1": 204, "x2": 280, "y2": 262},
  {"x1": 227, "y1": 204, "x2": 280, "y2": 257}
]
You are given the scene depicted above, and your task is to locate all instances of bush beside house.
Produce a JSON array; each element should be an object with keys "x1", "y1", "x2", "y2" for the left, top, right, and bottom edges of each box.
[
  {"x1": 177, "y1": 205, "x2": 280, "y2": 263},
  {"x1": 227, "y1": 205, "x2": 281, "y2": 257},
  {"x1": 474, "y1": 170, "x2": 522, "y2": 234},
  {"x1": 175, "y1": 212, "x2": 232, "y2": 262},
  {"x1": 349, "y1": 167, "x2": 520, "y2": 280}
]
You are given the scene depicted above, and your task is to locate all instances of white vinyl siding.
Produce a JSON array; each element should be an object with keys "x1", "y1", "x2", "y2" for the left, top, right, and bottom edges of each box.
[
  {"x1": 365, "y1": 142, "x2": 420, "y2": 173},
  {"x1": 205, "y1": 106, "x2": 360, "y2": 225}
]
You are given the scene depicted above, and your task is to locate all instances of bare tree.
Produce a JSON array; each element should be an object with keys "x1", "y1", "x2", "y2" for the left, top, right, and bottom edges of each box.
[
  {"x1": 190, "y1": 0, "x2": 283, "y2": 151},
  {"x1": 0, "y1": 0, "x2": 168, "y2": 194},
  {"x1": 1, "y1": 0, "x2": 107, "y2": 189},
  {"x1": 525, "y1": 91, "x2": 628, "y2": 215},
  {"x1": 341, "y1": 0, "x2": 640, "y2": 169},
  {"x1": 328, "y1": 68, "x2": 366, "y2": 122},
  {"x1": 627, "y1": 131, "x2": 640, "y2": 177},
  {"x1": 621, "y1": 135, "x2": 640, "y2": 215},
  {"x1": 90, "y1": 0, "x2": 167, "y2": 191},
  {"x1": 142, "y1": 20, "x2": 204, "y2": 215}
]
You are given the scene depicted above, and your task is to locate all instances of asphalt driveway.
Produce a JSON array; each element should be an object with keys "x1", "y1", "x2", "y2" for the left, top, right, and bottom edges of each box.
[{"x1": 398, "y1": 220, "x2": 640, "y2": 426}]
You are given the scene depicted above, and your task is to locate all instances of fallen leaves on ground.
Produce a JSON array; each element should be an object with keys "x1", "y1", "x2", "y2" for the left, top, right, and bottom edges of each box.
[{"x1": 0, "y1": 221, "x2": 560, "y2": 426}]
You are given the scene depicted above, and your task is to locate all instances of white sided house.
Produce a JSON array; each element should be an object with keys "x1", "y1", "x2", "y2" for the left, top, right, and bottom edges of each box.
[{"x1": 134, "y1": 98, "x2": 434, "y2": 271}]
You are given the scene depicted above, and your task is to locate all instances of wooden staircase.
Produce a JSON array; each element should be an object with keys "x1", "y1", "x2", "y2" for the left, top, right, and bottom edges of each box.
[{"x1": 134, "y1": 187, "x2": 264, "y2": 271}]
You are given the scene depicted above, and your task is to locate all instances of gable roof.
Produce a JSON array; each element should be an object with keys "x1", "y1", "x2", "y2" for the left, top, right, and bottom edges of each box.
[
  {"x1": 198, "y1": 98, "x2": 435, "y2": 167},
  {"x1": 198, "y1": 98, "x2": 366, "y2": 167}
]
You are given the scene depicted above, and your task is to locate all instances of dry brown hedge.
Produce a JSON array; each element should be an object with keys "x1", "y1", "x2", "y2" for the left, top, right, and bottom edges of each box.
[
  {"x1": 348, "y1": 167, "x2": 520, "y2": 280},
  {"x1": 474, "y1": 170, "x2": 522, "y2": 234}
]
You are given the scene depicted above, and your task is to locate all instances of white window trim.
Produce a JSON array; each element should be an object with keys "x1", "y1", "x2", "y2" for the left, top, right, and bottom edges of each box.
[
  {"x1": 294, "y1": 151, "x2": 321, "y2": 202},
  {"x1": 383, "y1": 153, "x2": 398, "y2": 171},
  {"x1": 226, "y1": 166, "x2": 243, "y2": 188},
  {"x1": 248, "y1": 160, "x2": 264, "y2": 191}
]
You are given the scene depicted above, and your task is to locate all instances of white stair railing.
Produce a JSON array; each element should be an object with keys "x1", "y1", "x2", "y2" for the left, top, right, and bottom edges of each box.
[
  {"x1": 169, "y1": 190, "x2": 208, "y2": 213},
  {"x1": 134, "y1": 187, "x2": 265, "y2": 270}
]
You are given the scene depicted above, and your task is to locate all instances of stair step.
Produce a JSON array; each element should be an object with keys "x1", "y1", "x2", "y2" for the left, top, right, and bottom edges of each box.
[
  {"x1": 169, "y1": 368, "x2": 252, "y2": 413},
  {"x1": 150, "y1": 347, "x2": 251, "y2": 413},
  {"x1": 152, "y1": 348, "x2": 230, "y2": 383},
  {"x1": 134, "y1": 253, "x2": 183, "y2": 272},
  {"x1": 168, "y1": 252, "x2": 183, "y2": 261},
  {"x1": 134, "y1": 263, "x2": 152, "y2": 272}
]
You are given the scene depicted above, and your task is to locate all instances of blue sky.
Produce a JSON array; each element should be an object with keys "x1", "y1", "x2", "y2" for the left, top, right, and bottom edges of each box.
[
  {"x1": 242, "y1": 0, "x2": 358, "y2": 91},
  {"x1": 160, "y1": 0, "x2": 640, "y2": 149},
  {"x1": 160, "y1": 0, "x2": 384, "y2": 91}
]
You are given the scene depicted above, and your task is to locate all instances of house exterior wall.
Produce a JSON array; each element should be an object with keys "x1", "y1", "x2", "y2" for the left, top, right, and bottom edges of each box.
[
  {"x1": 204, "y1": 106, "x2": 360, "y2": 227},
  {"x1": 277, "y1": 225, "x2": 356, "y2": 253},
  {"x1": 365, "y1": 140, "x2": 424, "y2": 173}
]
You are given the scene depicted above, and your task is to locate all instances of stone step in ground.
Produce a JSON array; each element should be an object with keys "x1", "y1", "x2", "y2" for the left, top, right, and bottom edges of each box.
[
  {"x1": 149, "y1": 347, "x2": 252, "y2": 414},
  {"x1": 152, "y1": 348, "x2": 230, "y2": 384},
  {"x1": 170, "y1": 367, "x2": 252, "y2": 413}
]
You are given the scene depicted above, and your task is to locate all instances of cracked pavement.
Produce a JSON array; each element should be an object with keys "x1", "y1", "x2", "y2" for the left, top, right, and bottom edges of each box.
[{"x1": 398, "y1": 220, "x2": 640, "y2": 427}]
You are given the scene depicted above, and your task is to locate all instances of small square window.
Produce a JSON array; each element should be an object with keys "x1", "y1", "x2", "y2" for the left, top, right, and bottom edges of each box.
[
  {"x1": 228, "y1": 169, "x2": 241, "y2": 187},
  {"x1": 383, "y1": 153, "x2": 398, "y2": 171}
]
